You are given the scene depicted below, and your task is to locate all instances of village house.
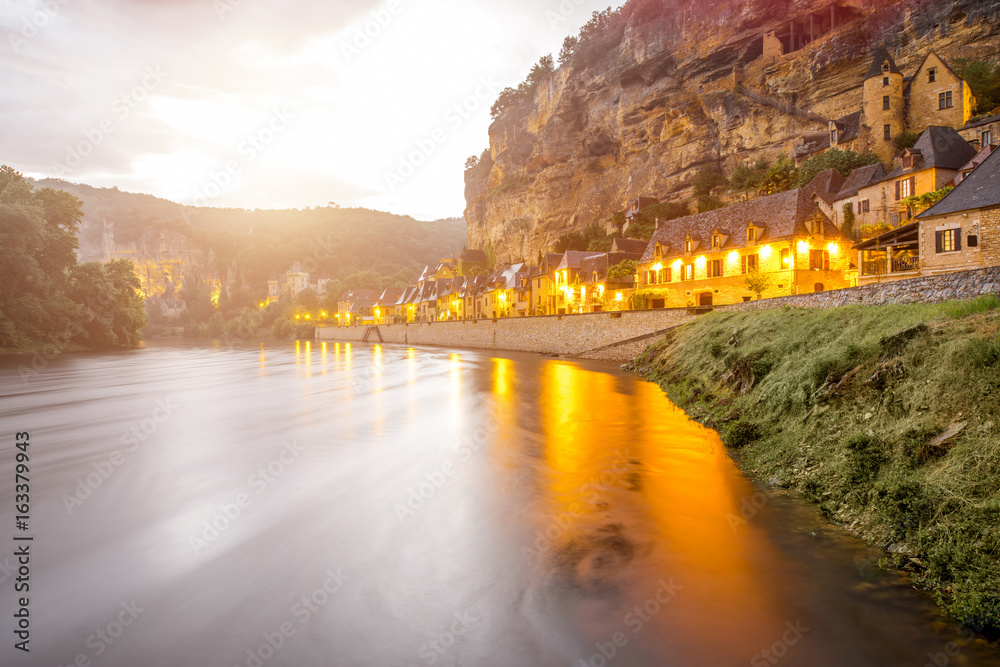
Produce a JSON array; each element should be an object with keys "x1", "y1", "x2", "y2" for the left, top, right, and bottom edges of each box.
[
  {"x1": 850, "y1": 126, "x2": 976, "y2": 235},
  {"x1": 577, "y1": 251, "x2": 641, "y2": 312},
  {"x1": 528, "y1": 253, "x2": 563, "y2": 316},
  {"x1": 373, "y1": 288, "x2": 403, "y2": 324},
  {"x1": 802, "y1": 168, "x2": 846, "y2": 221},
  {"x1": 953, "y1": 143, "x2": 998, "y2": 187},
  {"x1": 336, "y1": 289, "x2": 376, "y2": 326},
  {"x1": 959, "y1": 113, "x2": 1000, "y2": 152},
  {"x1": 855, "y1": 146, "x2": 1000, "y2": 283},
  {"x1": 827, "y1": 48, "x2": 977, "y2": 163},
  {"x1": 636, "y1": 188, "x2": 854, "y2": 307},
  {"x1": 828, "y1": 163, "x2": 888, "y2": 230}
]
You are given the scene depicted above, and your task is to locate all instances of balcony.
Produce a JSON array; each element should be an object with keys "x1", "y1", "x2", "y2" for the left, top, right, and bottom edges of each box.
[{"x1": 861, "y1": 255, "x2": 919, "y2": 276}]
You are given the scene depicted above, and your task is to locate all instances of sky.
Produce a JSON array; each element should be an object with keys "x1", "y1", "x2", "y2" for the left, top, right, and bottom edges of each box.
[{"x1": 0, "y1": 0, "x2": 615, "y2": 221}]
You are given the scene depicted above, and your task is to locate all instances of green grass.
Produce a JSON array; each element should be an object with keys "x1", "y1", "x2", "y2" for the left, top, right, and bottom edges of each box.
[{"x1": 634, "y1": 297, "x2": 1000, "y2": 631}]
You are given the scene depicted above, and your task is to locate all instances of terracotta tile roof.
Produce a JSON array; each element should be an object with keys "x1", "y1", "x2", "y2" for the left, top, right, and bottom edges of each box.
[
  {"x1": 885, "y1": 126, "x2": 977, "y2": 178},
  {"x1": 835, "y1": 163, "x2": 887, "y2": 200},
  {"x1": 639, "y1": 189, "x2": 848, "y2": 263},
  {"x1": 803, "y1": 169, "x2": 846, "y2": 206},
  {"x1": 919, "y1": 146, "x2": 1000, "y2": 217}
]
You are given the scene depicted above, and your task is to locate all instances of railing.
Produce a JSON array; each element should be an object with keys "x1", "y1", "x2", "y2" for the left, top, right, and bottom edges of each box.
[{"x1": 861, "y1": 256, "x2": 919, "y2": 276}]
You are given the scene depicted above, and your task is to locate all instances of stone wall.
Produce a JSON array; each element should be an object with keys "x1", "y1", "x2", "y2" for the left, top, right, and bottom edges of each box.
[
  {"x1": 315, "y1": 309, "x2": 697, "y2": 358},
  {"x1": 717, "y1": 265, "x2": 1000, "y2": 311}
]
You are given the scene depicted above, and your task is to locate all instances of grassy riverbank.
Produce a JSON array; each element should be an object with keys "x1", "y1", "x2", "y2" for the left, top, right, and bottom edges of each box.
[{"x1": 630, "y1": 296, "x2": 1000, "y2": 632}]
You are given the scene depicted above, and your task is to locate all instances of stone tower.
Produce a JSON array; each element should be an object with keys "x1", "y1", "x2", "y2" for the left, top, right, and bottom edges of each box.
[{"x1": 862, "y1": 46, "x2": 906, "y2": 163}]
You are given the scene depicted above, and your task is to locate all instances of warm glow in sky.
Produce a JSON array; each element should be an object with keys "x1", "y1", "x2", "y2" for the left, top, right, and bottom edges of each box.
[{"x1": 1, "y1": 0, "x2": 613, "y2": 220}]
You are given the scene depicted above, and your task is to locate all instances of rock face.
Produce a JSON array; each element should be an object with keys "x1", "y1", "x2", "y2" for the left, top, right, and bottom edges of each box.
[{"x1": 464, "y1": 0, "x2": 1000, "y2": 264}]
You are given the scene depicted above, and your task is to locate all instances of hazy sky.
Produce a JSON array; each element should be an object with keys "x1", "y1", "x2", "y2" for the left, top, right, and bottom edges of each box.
[{"x1": 1, "y1": 0, "x2": 614, "y2": 220}]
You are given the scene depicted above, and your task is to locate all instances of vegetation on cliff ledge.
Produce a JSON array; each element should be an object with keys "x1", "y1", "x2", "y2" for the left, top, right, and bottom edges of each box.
[{"x1": 631, "y1": 297, "x2": 1000, "y2": 632}]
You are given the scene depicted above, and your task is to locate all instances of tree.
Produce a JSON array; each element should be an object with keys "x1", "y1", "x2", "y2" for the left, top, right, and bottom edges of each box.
[
  {"x1": 761, "y1": 156, "x2": 797, "y2": 194},
  {"x1": 69, "y1": 259, "x2": 146, "y2": 348},
  {"x1": 893, "y1": 131, "x2": 920, "y2": 152},
  {"x1": 842, "y1": 203, "x2": 856, "y2": 241},
  {"x1": 692, "y1": 164, "x2": 727, "y2": 197},
  {"x1": 744, "y1": 266, "x2": 773, "y2": 300},
  {"x1": 953, "y1": 58, "x2": 1000, "y2": 114},
  {"x1": 795, "y1": 149, "x2": 880, "y2": 189},
  {"x1": 730, "y1": 157, "x2": 771, "y2": 192},
  {"x1": 607, "y1": 259, "x2": 637, "y2": 282},
  {"x1": 697, "y1": 196, "x2": 726, "y2": 213},
  {"x1": 558, "y1": 36, "x2": 578, "y2": 66}
]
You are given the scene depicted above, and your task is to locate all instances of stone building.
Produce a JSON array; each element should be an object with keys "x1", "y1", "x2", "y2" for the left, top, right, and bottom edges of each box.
[
  {"x1": 830, "y1": 48, "x2": 977, "y2": 163},
  {"x1": 636, "y1": 189, "x2": 854, "y2": 307}
]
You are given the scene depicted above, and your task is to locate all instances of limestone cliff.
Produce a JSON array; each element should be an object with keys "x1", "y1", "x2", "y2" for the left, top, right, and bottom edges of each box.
[{"x1": 464, "y1": 0, "x2": 1000, "y2": 263}]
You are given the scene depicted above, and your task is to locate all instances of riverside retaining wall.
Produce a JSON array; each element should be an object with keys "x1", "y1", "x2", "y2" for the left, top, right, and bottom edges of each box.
[
  {"x1": 315, "y1": 309, "x2": 697, "y2": 359},
  {"x1": 717, "y1": 266, "x2": 1000, "y2": 312}
]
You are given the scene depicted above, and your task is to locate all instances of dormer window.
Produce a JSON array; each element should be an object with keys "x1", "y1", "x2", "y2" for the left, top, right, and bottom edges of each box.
[
  {"x1": 685, "y1": 238, "x2": 693, "y2": 253},
  {"x1": 831, "y1": 128, "x2": 838, "y2": 144},
  {"x1": 928, "y1": 68, "x2": 936, "y2": 83},
  {"x1": 712, "y1": 233, "x2": 722, "y2": 248},
  {"x1": 654, "y1": 243, "x2": 663, "y2": 258},
  {"x1": 902, "y1": 154, "x2": 913, "y2": 169},
  {"x1": 882, "y1": 62, "x2": 890, "y2": 73},
  {"x1": 747, "y1": 226, "x2": 757, "y2": 243}
]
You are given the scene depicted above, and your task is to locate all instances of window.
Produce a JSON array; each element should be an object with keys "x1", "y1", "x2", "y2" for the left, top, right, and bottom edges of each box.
[
  {"x1": 900, "y1": 177, "x2": 913, "y2": 198},
  {"x1": 746, "y1": 226, "x2": 757, "y2": 243},
  {"x1": 659, "y1": 268, "x2": 671, "y2": 283},
  {"x1": 883, "y1": 95, "x2": 890, "y2": 110},
  {"x1": 939, "y1": 91, "x2": 953, "y2": 109},
  {"x1": 883, "y1": 76, "x2": 890, "y2": 86},
  {"x1": 983, "y1": 130, "x2": 992, "y2": 146},
  {"x1": 830, "y1": 128, "x2": 838, "y2": 144},
  {"x1": 928, "y1": 68, "x2": 936, "y2": 83},
  {"x1": 654, "y1": 243, "x2": 662, "y2": 258},
  {"x1": 861, "y1": 200, "x2": 870, "y2": 213},
  {"x1": 809, "y1": 249, "x2": 830, "y2": 270},
  {"x1": 741, "y1": 254, "x2": 759, "y2": 274},
  {"x1": 684, "y1": 239, "x2": 693, "y2": 252},
  {"x1": 884, "y1": 124, "x2": 892, "y2": 140},
  {"x1": 681, "y1": 264, "x2": 694, "y2": 281},
  {"x1": 936, "y1": 228, "x2": 961, "y2": 253},
  {"x1": 882, "y1": 62, "x2": 890, "y2": 73},
  {"x1": 780, "y1": 248, "x2": 790, "y2": 268},
  {"x1": 708, "y1": 259, "x2": 723, "y2": 278},
  {"x1": 712, "y1": 233, "x2": 722, "y2": 248}
]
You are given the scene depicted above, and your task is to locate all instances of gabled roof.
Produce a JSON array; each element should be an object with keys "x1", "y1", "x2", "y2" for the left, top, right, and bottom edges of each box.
[
  {"x1": 339, "y1": 289, "x2": 376, "y2": 302},
  {"x1": 835, "y1": 163, "x2": 887, "y2": 200},
  {"x1": 803, "y1": 169, "x2": 846, "y2": 206},
  {"x1": 885, "y1": 126, "x2": 977, "y2": 178},
  {"x1": 378, "y1": 288, "x2": 403, "y2": 306},
  {"x1": 910, "y1": 51, "x2": 963, "y2": 86},
  {"x1": 555, "y1": 251, "x2": 602, "y2": 271},
  {"x1": 579, "y1": 252, "x2": 642, "y2": 284},
  {"x1": 611, "y1": 237, "x2": 648, "y2": 254},
  {"x1": 639, "y1": 189, "x2": 847, "y2": 263},
  {"x1": 919, "y1": 146, "x2": 1000, "y2": 217},
  {"x1": 953, "y1": 144, "x2": 997, "y2": 185},
  {"x1": 866, "y1": 46, "x2": 900, "y2": 79}
]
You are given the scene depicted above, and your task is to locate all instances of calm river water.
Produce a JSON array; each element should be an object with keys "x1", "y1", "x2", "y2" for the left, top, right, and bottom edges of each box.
[{"x1": 1, "y1": 340, "x2": 998, "y2": 667}]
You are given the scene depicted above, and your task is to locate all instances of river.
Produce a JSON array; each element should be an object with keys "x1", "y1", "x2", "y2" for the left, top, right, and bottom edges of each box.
[{"x1": 1, "y1": 340, "x2": 998, "y2": 667}]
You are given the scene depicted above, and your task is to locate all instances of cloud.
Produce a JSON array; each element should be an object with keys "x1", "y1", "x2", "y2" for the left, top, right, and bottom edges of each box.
[{"x1": 2, "y1": 0, "x2": 614, "y2": 220}]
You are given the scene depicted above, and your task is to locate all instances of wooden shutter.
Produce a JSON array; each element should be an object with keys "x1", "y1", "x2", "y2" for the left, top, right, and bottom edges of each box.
[
  {"x1": 935, "y1": 231, "x2": 943, "y2": 253},
  {"x1": 895, "y1": 181, "x2": 900, "y2": 200},
  {"x1": 909, "y1": 177, "x2": 915, "y2": 196},
  {"x1": 741, "y1": 256, "x2": 747, "y2": 273},
  {"x1": 955, "y1": 231, "x2": 962, "y2": 251}
]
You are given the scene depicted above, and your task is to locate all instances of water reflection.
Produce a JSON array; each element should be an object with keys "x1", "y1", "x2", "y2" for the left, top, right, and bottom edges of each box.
[{"x1": 0, "y1": 341, "x2": 996, "y2": 667}]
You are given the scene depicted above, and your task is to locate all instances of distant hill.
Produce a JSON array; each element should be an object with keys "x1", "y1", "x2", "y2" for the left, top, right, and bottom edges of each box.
[{"x1": 34, "y1": 178, "x2": 468, "y2": 298}]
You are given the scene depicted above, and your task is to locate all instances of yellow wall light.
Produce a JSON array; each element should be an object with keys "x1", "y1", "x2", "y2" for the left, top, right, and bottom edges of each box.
[
  {"x1": 673, "y1": 259, "x2": 682, "y2": 270},
  {"x1": 615, "y1": 292, "x2": 623, "y2": 300},
  {"x1": 727, "y1": 250, "x2": 739, "y2": 263},
  {"x1": 295, "y1": 314, "x2": 301, "y2": 320},
  {"x1": 696, "y1": 256, "x2": 706, "y2": 268},
  {"x1": 797, "y1": 240, "x2": 809, "y2": 253},
  {"x1": 760, "y1": 245, "x2": 773, "y2": 259},
  {"x1": 827, "y1": 243, "x2": 839, "y2": 255},
  {"x1": 653, "y1": 262, "x2": 663, "y2": 271}
]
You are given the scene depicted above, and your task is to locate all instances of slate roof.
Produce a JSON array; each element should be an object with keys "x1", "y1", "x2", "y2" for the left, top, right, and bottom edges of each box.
[
  {"x1": 803, "y1": 169, "x2": 846, "y2": 206},
  {"x1": 835, "y1": 110, "x2": 863, "y2": 144},
  {"x1": 885, "y1": 126, "x2": 977, "y2": 178},
  {"x1": 555, "y1": 251, "x2": 603, "y2": 271},
  {"x1": 835, "y1": 163, "x2": 887, "y2": 200},
  {"x1": 460, "y1": 247, "x2": 487, "y2": 264},
  {"x1": 339, "y1": 289, "x2": 376, "y2": 302},
  {"x1": 866, "y1": 46, "x2": 900, "y2": 79},
  {"x1": 639, "y1": 189, "x2": 848, "y2": 263},
  {"x1": 378, "y1": 288, "x2": 403, "y2": 306},
  {"x1": 919, "y1": 146, "x2": 1000, "y2": 217},
  {"x1": 963, "y1": 113, "x2": 1000, "y2": 131},
  {"x1": 579, "y1": 252, "x2": 642, "y2": 285},
  {"x1": 611, "y1": 237, "x2": 648, "y2": 254}
]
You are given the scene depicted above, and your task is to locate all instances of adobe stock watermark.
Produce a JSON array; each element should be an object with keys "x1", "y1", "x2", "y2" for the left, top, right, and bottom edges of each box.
[
  {"x1": 188, "y1": 439, "x2": 305, "y2": 556},
  {"x1": 578, "y1": 578, "x2": 682, "y2": 667},
  {"x1": 725, "y1": 488, "x2": 769, "y2": 533},
  {"x1": 546, "y1": 0, "x2": 591, "y2": 30},
  {"x1": 409, "y1": 609, "x2": 480, "y2": 666},
  {"x1": 7, "y1": 0, "x2": 72, "y2": 54},
  {"x1": 394, "y1": 411, "x2": 502, "y2": 524},
  {"x1": 214, "y1": 0, "x2": 245, "y2": 21},
  {"x1": 232, "y1": 567, "x2": 350, "y2": 667},
  {"x1": 383, "y1": 76, "x2": 502, "y2": 190},
  {"x1": 57, "y1": 600, "x2": 145, "y2": 667},
  {"x1": 921, "y1": 625, "x2": 980, "y2": 667},
  {"x1": 189, "y1": 107, "x2": 293, "y2": 207},
  {"x1": 62, "y1": 398, "x2": 179, "y2": 514},
  {"x1": 749, "y1": 620, "x2": 809, "y2": 667},
  {"x1": 50, "y1": 66, "x2": 169, "y2": 177},
  {"x1": 340, "y1": 0, "x2": 405, "y2": 63},
  {"x1": 520, "y1": 450, "x2": 634, "y2": 563}
]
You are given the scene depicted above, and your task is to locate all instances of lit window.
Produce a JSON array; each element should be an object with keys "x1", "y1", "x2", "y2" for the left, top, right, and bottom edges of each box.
[
  {"x1": 681, "y1": 264, "x2": 694, "y2": 281},
  {"x1": 741, "y1": 254, "x2": 759, "y2": 274},
  {"x1": 712, "y1": 233, "x2": 721, "y2": 248},
  {"x1": 709, "y1": 259, "x2": 723, "y2": 278},
  {"x1": 685, "y1": 239, "x2": 693, "y2": 252},
  {"x1": 936, "y1": 228, "x2": 960, "y2": 253},
  {"x1": 901, "y1": 179, "x2": 912, "y2": 198},
  {"x1": 809, "y1": 249, "x2": 830, "y2": 270},
  {"x1": 939, "y1": 91, "x2": 953, "y2": 109},
  {"x1": 780, "y1": 248, "x2": 790, "y2": 268},
  {"x1": 746, "y1": 226, "x2": 757, "y2": 243}
]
